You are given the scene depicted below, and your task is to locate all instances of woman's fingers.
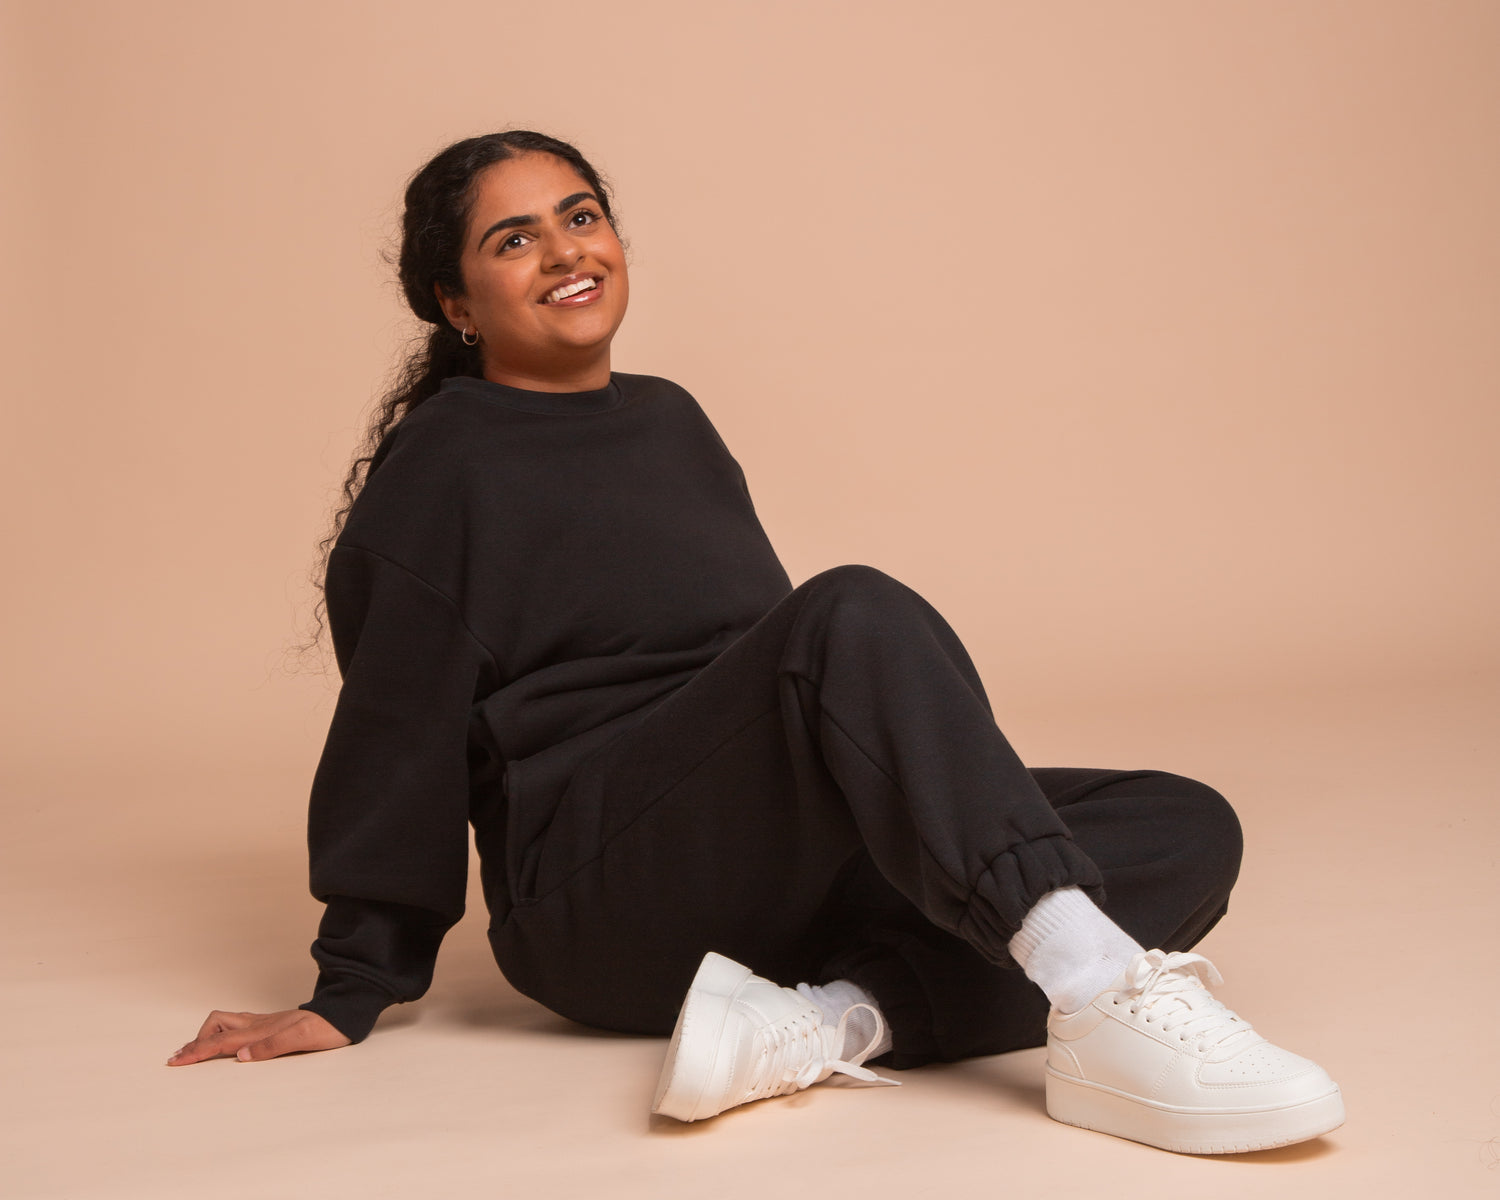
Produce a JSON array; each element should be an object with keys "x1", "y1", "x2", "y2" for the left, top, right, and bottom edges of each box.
[
  {"x1": 170, "y1": 1026, "x2": 255, "y2": 1064},
  {"x1": 191, "y1": 1009, "x2": 252, "y2": 1043},
  {"x1": 170, "y1": 1011, "x2": 288, "y2": 1065},
  {"x1": 167, "y1": 1009, "x2": 349, "y2": 1066},
  {"x1": 168, "y1": 1018, "x2": 264, "y2": 1065},
  {"x1": 235, "y1": 1014, "x2": 351, "y2": 1062}
]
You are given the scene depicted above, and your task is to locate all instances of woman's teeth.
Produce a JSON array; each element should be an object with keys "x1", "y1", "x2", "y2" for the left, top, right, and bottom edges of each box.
[{"x1": 544, "y1": 278, "x2": 597, "y2": 303}]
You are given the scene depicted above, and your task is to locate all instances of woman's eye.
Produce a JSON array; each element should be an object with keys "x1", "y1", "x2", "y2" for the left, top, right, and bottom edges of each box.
[
  {"x1": 570, "y1": 209, "x2": 600, "y2": 227},
  {"x1": 501, "y1": 232, "x2": 529, "y2": 251}
]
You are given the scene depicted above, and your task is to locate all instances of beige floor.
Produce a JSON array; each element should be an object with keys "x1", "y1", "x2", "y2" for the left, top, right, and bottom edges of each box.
[{"x1": 5, "y1": 674, "x2": 1498, "y2": 1199}]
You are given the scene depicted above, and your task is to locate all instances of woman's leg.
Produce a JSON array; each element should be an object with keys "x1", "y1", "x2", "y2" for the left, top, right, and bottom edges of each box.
[
  {"x1": 486, "y1": 563, "x2": 1340, "y2": 1151},
  {"x1": 489, "y1": 564, "x2": 1179, "y2": 1042}
]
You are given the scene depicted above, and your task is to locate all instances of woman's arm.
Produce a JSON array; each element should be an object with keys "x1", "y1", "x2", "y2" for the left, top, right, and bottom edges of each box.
[
  {"x1": 168, "y1": 531, "x2": 498, "y2": 1063},
  {"x1": 298, "y1": 543, "x2": 496, "y2": 1037}
]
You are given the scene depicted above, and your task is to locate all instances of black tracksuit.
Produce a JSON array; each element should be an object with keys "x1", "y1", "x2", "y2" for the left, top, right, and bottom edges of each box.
[{"x1": 300, "y1": 372, "x2": 1242, "y2": 1067}]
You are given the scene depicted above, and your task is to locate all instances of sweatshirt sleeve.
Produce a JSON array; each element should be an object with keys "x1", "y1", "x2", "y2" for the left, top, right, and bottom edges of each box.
[{"x1": 299, "y1": 541, "x2": 496, "y2": 1043}]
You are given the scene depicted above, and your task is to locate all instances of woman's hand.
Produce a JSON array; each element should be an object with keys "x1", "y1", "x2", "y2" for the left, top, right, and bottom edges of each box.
[{"x1": 166, "y1": 1009, "x2": 351, "y2": 1066}]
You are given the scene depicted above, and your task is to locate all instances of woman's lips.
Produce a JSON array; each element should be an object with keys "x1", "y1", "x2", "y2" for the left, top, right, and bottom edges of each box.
[{"x1": 540, "y1": 275, "x2": 603, "y2": 306}]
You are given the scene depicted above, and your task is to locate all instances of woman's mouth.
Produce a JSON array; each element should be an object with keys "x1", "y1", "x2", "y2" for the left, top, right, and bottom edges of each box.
[{"x1": 541, "y1": 275, "x2": 601, "y2": 305}]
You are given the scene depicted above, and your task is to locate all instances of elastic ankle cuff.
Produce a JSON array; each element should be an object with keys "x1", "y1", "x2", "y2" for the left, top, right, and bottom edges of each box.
[{"x1": 956, "y1": 835, "x2": 1106, "y2": 965}]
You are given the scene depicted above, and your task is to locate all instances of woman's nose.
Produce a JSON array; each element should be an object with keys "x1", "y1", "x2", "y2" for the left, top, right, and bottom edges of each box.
[{"x1": 541, "y1": 229, "x2": 582, "y2": 271}]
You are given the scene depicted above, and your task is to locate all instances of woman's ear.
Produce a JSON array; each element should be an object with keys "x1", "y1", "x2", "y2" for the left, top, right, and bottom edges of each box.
[{"x1": 434, "y1": 282, "x2": 470, "y2": 333}]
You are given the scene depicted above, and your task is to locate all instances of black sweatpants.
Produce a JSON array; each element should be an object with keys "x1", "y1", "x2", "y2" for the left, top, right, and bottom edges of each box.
[{"x1": 490, "y1": 565, "x2": 1243, "y2": 1068}]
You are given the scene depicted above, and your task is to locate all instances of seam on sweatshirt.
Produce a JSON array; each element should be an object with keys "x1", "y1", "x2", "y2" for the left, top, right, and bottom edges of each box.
[{"x1": 334, "y1": 541, "x2": 501, "y2": 676}]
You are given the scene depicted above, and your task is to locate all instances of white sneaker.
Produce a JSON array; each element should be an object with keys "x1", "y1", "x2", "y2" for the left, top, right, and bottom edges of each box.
[
  {"x1": 652, "y1": 951, "x2": 899, "y2": 1122},
  {"x1": 1045, "y1": 948, "x2": 1345, "y2": 1154}
]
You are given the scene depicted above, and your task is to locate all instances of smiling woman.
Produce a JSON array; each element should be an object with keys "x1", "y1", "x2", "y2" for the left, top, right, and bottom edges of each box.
[
  {"x1": 433, "y1": 152, "x2": 629, "y2": 391},
  {"x1": 167, "y1": 129, "x2": 1344, "y2": 1159}
]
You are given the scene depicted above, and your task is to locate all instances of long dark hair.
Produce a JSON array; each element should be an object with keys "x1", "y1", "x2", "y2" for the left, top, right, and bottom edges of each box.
[{"x1": 301, "y1": 130, "x2": 617, "y2": 658}]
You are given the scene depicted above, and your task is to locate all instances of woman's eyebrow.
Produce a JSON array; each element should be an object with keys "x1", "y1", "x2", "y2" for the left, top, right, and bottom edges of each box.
[
  {"x1": 476, "y1": 191, "x2": 600, "y2": 251},
  {"x1": 553, "y1": 191, "x2": 597, "y2": 215}
]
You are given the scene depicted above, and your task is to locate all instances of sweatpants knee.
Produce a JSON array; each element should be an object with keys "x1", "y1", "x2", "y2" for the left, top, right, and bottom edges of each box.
[
  {"x1": 798, "y1": 563, "x2": 926, "y2": 632},
  {"x1": 804, "y1": 562, "x2": 909, "y2": 598},
  {"x1": 785, "y1": 561, "x2": 991, "y2": 717}
]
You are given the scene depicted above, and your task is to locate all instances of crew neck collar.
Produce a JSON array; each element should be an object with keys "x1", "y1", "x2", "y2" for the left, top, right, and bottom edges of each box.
[{"x1": 438, "y1": 373, "x2": 626, "y2": 415}]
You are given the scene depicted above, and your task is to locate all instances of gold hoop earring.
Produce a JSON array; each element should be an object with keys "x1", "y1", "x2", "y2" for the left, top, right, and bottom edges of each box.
[{"x1": 461, "y1": 326, "x2": 479, "y2": 346}]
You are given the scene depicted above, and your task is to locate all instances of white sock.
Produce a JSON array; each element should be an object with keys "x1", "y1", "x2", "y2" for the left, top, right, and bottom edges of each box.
[
  {"x1": 796, "y1": 979, "x2": 894, "y2": 1062},
  {"x1": 1007, "y1": 886, "x2": 1144, "y2": 1014}
]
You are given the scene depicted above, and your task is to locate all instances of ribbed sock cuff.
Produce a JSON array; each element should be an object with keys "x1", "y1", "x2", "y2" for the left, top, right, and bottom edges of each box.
[{"x1": 1008, "y1": 886, "x2": 1143, "y2": 1014}]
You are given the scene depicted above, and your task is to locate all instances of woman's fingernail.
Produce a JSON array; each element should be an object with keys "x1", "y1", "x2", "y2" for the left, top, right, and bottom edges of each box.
[{"x1": 236, "y1": 1047, "x2": 252, "y2": 1062}]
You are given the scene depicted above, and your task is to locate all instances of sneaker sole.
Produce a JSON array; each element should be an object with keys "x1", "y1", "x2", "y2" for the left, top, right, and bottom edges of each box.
[
  {"x1": 1045, "y1": 1067, "x2": 1345, "y2": 1154},
  {"x1": 651, "y1": 952, "x2": 753, "y2": 1122}
]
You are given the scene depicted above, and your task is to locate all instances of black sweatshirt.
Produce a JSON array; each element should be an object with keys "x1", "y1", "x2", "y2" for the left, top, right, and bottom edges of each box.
[{"x1": 299, "y1": 372, "x2": 793, "y2": 1041}]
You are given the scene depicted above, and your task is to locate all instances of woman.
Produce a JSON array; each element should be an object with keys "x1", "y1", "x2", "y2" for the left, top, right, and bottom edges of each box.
[{"x1": 168, "y1": 131, "x2": 1343, "y2": 1154}]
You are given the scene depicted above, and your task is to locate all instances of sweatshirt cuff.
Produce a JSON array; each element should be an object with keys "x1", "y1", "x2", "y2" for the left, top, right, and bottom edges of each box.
[{"x1": 299, "y1": 977, "x2": 398, "y2": 1044}]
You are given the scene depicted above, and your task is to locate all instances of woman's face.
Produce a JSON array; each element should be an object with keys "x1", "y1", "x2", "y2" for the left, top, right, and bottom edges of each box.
[{"x1": 438, "y1": 152, "x2": 629, "y2": 390}]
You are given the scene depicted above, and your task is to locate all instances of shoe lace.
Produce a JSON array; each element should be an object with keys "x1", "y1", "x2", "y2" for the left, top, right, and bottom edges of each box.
[
  {"x1": 745, "y1": 1003, "x2": 901, "y2": 1099},
  {"x1": 1114, "y1": 949, "x2": 1255, "y2": 1054}
]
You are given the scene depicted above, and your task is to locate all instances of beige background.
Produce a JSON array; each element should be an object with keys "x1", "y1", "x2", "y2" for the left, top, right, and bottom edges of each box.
[{"x1": 3, "y1": 1, "x2": 1498, "y2": 1197}]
